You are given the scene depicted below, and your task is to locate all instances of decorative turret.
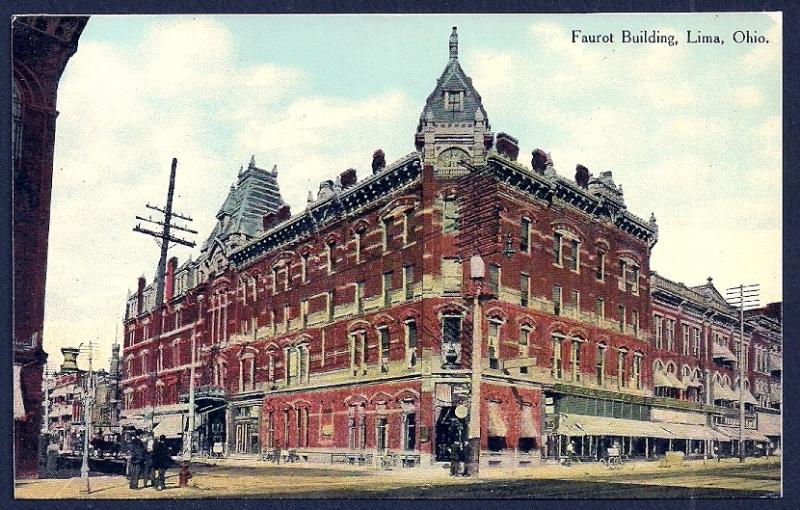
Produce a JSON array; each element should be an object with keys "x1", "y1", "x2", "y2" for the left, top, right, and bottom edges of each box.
[{"x1": 416, "y1": 27, "x2": 493, "y2": 174}]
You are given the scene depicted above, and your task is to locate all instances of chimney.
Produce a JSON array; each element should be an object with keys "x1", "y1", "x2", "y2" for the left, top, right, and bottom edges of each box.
[
  {"x1": 165, "y1": 257, "x2": 178, "y2": 301},
  {"x1": 372, "y1": 149, "x2": 386, "y2": 174},
  {"x1": 60, "y1": 347, "x2": 80, "y2": 373},
  {"x1": 262, "y1": 211, "x2": 277, "y2": 230},
  {"x1": 495, "y1": 132, "x2": 519, "y2": 161},
  {"x1": 531, "y1": 148, "x2": 551, "y2": 175},
  {"x1": 575, "y1": 164, "x2": 590, "y2": 188},
  {"x1": 137, "y1": 276, "x2": 146, "y2": 315},
  {"x1": 276, "y1": 204, "x2": 292, "y2": 222},
  {"x1": 340, "y1": 168, "x2": 357, "y2": 189}
]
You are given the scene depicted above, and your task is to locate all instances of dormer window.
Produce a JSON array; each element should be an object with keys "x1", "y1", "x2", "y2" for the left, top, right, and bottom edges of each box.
[{"x1": 444, "y1": 90, "x2": 464, "y2": 112}]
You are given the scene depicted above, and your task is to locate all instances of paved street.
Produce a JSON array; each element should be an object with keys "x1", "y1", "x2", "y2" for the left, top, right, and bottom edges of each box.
[{"x1": 15, "y1": 456, "x2": 780, "y2": 499}]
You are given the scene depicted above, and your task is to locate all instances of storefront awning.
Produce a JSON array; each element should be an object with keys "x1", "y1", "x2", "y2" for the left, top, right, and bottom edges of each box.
[
  {"x1": 14, "y1": 365, "x2": 26, "y2": 420},
  {"x1": 519, "y1": 405, "x2": 537, "y2": 438},
  {"x1": 655, "y1": 422, "x2": 726, "y2": 441},
  {"x1": 487, "y1": 402, "x2": 508, "y2": 436},
  {"x1": 153, "y1": 413, "x2": 185, "y2": 438},
  {"x1": 557, "y1": 414, "x2": 674, "y2": 439},
  {"x1": 716, "y1": 426, "x2": 769, "y2": 442},
  {"x1": 712, "y1": 343, "x2": 737, "y2": 363}
]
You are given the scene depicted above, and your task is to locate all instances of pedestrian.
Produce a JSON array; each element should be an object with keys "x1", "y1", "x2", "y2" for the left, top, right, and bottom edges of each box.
[
  {"x1": 143, "y1": 432, "x2": 155, "y2": 487},
  {"x1": 128, "y1": 430, "x2": 145, "y2": 490},
  {"x1": 459, "y1": 440, "x2": 469, "y2": 476},
  {"x1": 151, "y1": 434, "x2": 172, "y2": 491},
  {"x1": 45, "y1": 437, "x2": 60, "y2": 477},
  {"x1": 448, "y1": 440, "x2": 462, "y2": 477}
]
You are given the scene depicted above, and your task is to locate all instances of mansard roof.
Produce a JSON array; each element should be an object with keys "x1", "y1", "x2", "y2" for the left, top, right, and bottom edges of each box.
[
  {"x1": 202, "y1": 156, "x2": 284, "y2": 252},
  {"x1": 417, "y1": 27, "x2": 489, "y2": 131}
]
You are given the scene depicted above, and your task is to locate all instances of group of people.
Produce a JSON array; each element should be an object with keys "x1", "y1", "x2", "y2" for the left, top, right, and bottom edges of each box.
[{"x1": 127, "y1": 430, "x2": 174, "y2": 490}]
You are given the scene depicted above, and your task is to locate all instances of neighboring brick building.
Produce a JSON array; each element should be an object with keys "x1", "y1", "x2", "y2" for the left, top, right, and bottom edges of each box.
[
  {"x1": 12, "y1": 16, "x2": 89, "y2": 478},
  {"x1": 120, "y1": 27, "x2": 781, "y2": 468}
]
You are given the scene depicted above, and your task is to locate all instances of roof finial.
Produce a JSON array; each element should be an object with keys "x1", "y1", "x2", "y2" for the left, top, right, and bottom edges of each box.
[
  {"x1": 249, "y1": 155, "x2": 256, "y2": 169},
  {"x1": 449, "y1": 26, "x2": 458, "y2": 59}
]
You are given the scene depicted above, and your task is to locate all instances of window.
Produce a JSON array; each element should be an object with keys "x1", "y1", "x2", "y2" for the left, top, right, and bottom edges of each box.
[
  {"x1": 618, "y1": 349, "x2": 628, "y2": 388},
  {"x1": 379, "y1": 327, "x2": 390, "y2": 373},
  {"x1": 442, "y1": 258, "x2": 462, "y2": 293},
  {"x1": 382, "y1": 271, "x2": 393, "y2": 307},
  {"x1": 355, "y1": 281, "x2": 365, "y2": 314},
  {"x1": 350, "y1": 331, "x2": 367, "y2": 376},
  {"x1": 488, "y1": 264, "x2": 501, "y2": 296},
  {"x1": 553, "y1": 232, "x2": 563, "y2": 265},
  {"x1": 570, "y1": 290, "x2": 580, "y2": 313},
  {"x1": 286, "y1": 347, "x2": 300, "y2": 385},
  {"x1": 552, "y1": 284, "x2": 562, "y2": 316},
  {"x1": 354, "y1": 231, "x2": 364, "y2": 263},
  {"x1": 618, "y1": 304, "x2": 626, "y2": 333},
  {"x1": 403, "y1": 210, "x2": 413, "y2": 246},
  {"x1": 520, "y1": 274, "x2": 530, "y2": 307},
  {"x1": 327, "y1": 242, "x2": 336, "y2": 273},
  {"x1": 271, "y1": 309, "x2": 277, "y2": 336},
  {"x1": 327, "y1": 290, "x2": 335, "y2": 322},
  {"x1": 405, "y1": 320, "x2": 418, "y2": 367},
  {"x1": 632, "y1": 310, "x2": 640, "y2": 336},
  {"x1": 300, "y1": 299, "x2": 308, "y2": 328},
  {"x1": 551, "y1": 334, "x2": 563, "y2": 379},
  {"x1": 272, "y1": 267, "x2": 279, "y2": 294},
  {"x1": 520, "y1": 218, "x2": 531, "y2": 252},
  {"x1": 620, "y1": 260, "x2": 639, "y2": 293},
  {"x1": 596, "y1": 344, "x2": 606, "y2": 386},
  {"x1": 442, "y1": 197, "x2": 459, "y2": 233},
  {"x1": 301, "y1": 253, "x2": 309, "y2": 283},
  {"x1": 444, "y1": 90, "x2": 464, "y2": 111},
  {"x1": 596, "y1": 250, "x2": 606, "y2": 281},
  {"x1": 570, "y1": 339, "x2": 582, "y2": 381},
  {"x1": 569, "y1": 239, "x2": 580, "y2": 272},
  {"x1": 666, "y1": 319, "x2": 675, "y2": 351},
  {"x1": 595, "y1": 298, "x2": 605, "y2": 321},
  {"x1": 404, "y1": 265, "x2": 414, "y2": 301},
  {"x1": 633, "y1": 353, "x2": 642, "y2": 390},
  {"x1": 519, "y1": 327, "x2": 531, "y2": 373},
  {"x1": 488, "y1": 321, "x2": 500, "y2": 369},
  {"x1": 382, "y1": 217, "x2": 392, "y2": 252},
  {"x1": 283, "y1": 303, "x2": 290, "y2": 331},
  {"x1": 442, "y1": 316, "x2": 462, "y2": 365},
  {"x1": 403, "y1": 411, "x2": 417, "y2": 450},
  {"x1": 682, "y1": 324, "x2": 690, "y2": 355},
  {"x1": 654, "y1": 314, "x2": 663, "y2": 350},
  {"x1": 283, "y1": 409, "x2": 290, "y2": 447},
  {"x1": 618, "y1": 260, "x2": 627, "y2": 291}
]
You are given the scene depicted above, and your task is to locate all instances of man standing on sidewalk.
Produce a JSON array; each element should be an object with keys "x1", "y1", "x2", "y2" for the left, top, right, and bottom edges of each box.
[
  {"x1": 151, "y1": 435, "x2": 172, "y2": 491},
  {"x1": 128, "y1": 430, "x2": 145, "y2": 490}
]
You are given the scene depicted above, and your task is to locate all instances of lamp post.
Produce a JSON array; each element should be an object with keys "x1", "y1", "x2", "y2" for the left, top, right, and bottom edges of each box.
[
  {"x1": 79, "y1": 341, "x2": 94, "y2": 494},
  {"x1": 466, "y1": 254, "x2": 486, "y2": 476}
]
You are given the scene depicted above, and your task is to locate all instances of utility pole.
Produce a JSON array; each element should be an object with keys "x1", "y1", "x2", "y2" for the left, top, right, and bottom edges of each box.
[
  {"x1": 79, "y1": 341, "x2": 95, "y2": 494},
  {"x1": 467, "y1": 254, "x2": 486, "y2": 477},
  {"x1": 726, "y1": 283, "x2": 759, "y2": 464},
  {"x1": 133, "y1": 158, "x2": 196, "y2": 432},
  {"x1": 179, "y1": 326, "x2": 197, "y2": 487}
]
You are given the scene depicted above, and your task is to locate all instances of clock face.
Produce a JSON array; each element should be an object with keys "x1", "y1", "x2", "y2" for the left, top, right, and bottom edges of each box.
[{"x1": 437, "y1": 147, "x2": 469, "y2": 168}]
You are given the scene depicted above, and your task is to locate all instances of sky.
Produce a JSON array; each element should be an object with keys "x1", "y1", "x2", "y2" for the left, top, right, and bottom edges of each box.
[{"x1": 42, "y1": 13, "x2": 782, "y2": 371}]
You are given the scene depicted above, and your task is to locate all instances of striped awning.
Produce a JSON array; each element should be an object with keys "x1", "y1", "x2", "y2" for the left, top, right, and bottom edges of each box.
[
  {"x1": 557, "y1": 414, "x2": 674, "y2": 439},
  {"x1": 153, "y1": 413, "x2": 185, "y2": 438},
  {"x1": 713, "y1": 381, "x2": 736, "y2": 401},
  {"x1": 14, "y1": 365, "x2": 26, "y2": 420},
  {"x1": 712, "y1": 343, "x2": 737, "y2": 363},
  {"x1": 519, "y1": 405, "x2": 537, "y2": 438},
  {"x1": 487, "y1": 402, "x2": 508, "y2": 437},
  {"x1": 716, "y1": 426, "x2": 769, "y2": 442}
]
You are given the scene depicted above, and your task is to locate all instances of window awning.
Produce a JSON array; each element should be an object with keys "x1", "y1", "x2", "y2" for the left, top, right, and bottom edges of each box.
[
  {"x1": 557, "y1": 414, "x2": 674, "y2": 439},
  {"x1": 665, "y1": 372, "x2": 685, "y2": 390},
  {"x1": 653, "y1": 371, "x2": 671, "y2": 388},
  {"x1": 487, "y1": 402, "x2": 508, "y2": 437},
  {"x1": 655, "y1": 422, "x2": 726, "y2": 441},
  {"x1": 716, "y1": 426, "x2": 769, "y2": 442},
  {"x1": 733, "y1": 387, "x2": 759, "y2": 405},
  {"x1": 519, "y1": 405, "x2": 537, "y2": 438},
  {"x1": 713, "y1": 382, "x2": 736, "y2": 401},
  {"x1": 153, "y1": 413, "x2": 185, "y2": 438},
  {"x1": 682, "y1": 377, "x2": 703, "y2": 388},
  {"x1": 712, "y1": 343, "x2": 737, "y2": 363},
  {"x1": 14, "y1": 365, "x2": 26, "y2": 420}
]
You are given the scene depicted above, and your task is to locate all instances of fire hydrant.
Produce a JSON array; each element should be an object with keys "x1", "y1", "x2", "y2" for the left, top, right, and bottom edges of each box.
[{"x1": 178, "y1": 461, "x2": 192, "y2": 487}]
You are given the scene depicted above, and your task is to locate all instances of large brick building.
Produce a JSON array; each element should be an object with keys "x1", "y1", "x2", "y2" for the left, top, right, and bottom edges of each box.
[{"x1": 120, "y1": 27, "x2": 781, "y2": 467}]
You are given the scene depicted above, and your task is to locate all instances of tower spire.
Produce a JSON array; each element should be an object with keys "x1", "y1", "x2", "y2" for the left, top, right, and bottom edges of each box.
[{"x1": 449, "y1": 26, "x2": 458, "y2": 59}]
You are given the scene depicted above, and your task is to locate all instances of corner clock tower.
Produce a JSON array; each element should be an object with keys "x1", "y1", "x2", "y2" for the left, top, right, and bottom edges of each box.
[{"x1": 415, "y1": 27, "x2": 494, "y2": 177}]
